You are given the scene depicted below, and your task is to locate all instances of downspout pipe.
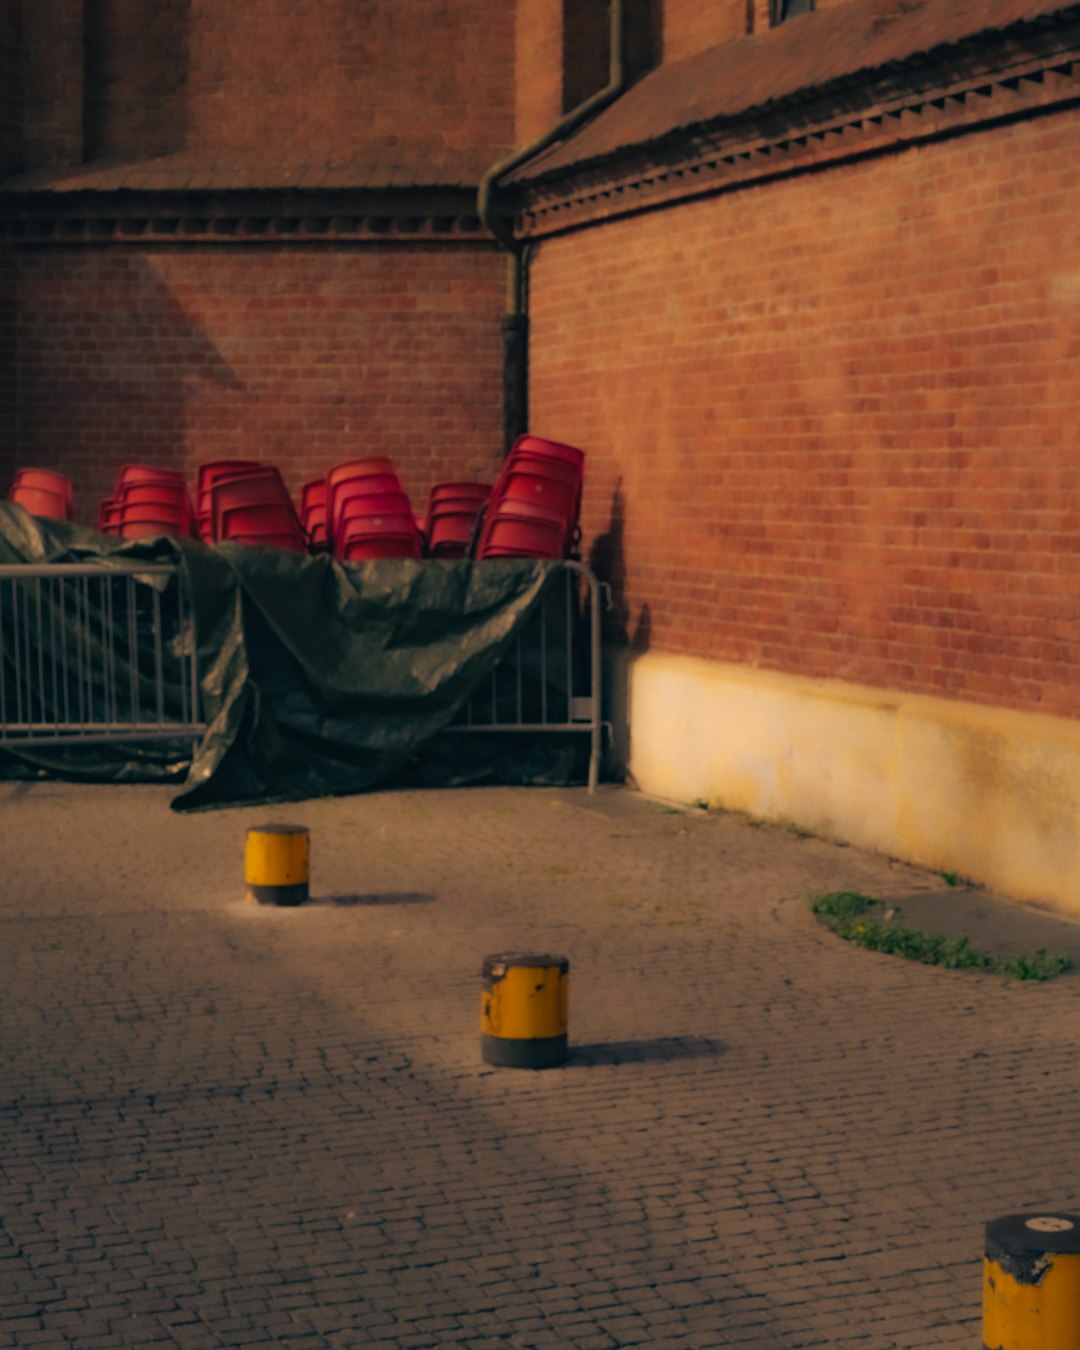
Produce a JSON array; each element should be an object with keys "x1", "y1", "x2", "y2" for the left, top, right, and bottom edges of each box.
[{"x1": 479, "y1": 0, "x2": 627, "y2": 450}]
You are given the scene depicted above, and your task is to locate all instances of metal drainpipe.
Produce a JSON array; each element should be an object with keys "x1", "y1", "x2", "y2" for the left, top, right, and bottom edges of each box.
[{"x1": 479, "y1": 0, "x2": 627, "y2": 452}]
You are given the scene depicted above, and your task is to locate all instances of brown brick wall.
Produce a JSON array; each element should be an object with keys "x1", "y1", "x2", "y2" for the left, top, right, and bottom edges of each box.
[
  {"x1": 185, "y1": 0, "x2": 515, "y2": 164},
  {"x1": 661, "y1": 0, "x2": 748, "y2": 62},
  {"x1": 20, "y1": 0, "x2": 84, "y2": 168},
  {"x1": 21, "y1": 0, "x2": 516, "y2": 171},
  {"x1": 515, "y1": 0, "x2": 565, "y2": 146},
  {"x1": 84, "y1": 0, "x2": 190, "y2": 159},
  {"x1": 0, "y1": 0, "x2": 20, "y2": 177},
  {"x1": 8, "y1": 245, "x2": 507, "y2": 518},
  {"x1": 528, "y1": 111, "x2": 1080, "y2": 720}
]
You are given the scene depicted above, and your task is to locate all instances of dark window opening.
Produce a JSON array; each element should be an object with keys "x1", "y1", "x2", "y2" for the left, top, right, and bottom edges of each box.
[{"x1": 772, "y1": 0, "x2": 815, "y2": 23}]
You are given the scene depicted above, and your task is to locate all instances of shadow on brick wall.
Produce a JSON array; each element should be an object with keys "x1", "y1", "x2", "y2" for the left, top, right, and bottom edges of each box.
[
  {"x1": 589, "y1": 476, "x2": 650, "y2": 782},
  {"x1": 17, "y1": 253, "x2": 244, "y2": 515}
]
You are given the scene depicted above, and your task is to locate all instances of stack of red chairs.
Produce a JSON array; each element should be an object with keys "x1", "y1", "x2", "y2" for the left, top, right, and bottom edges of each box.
[
  {"x1": 195, "y1": 460, "x2": 264, "y2": 541},
  {"x1": 206, "y1": 465, "x2": 306, "y2": 552},
  {"x1": 326, "y1": 457, "x2": 424, "y2": 561},
  {"x1": 423, "y1": 481, "x2": 491, "y2": 559},
  {"x1": 299, "y1": 478, "x2": 328, "y2": 551},
  {"x1": 9, "y1": 468, "x2": 74, "y2": 521},
  {"x1": 100, "y1": 465, "x2": 195, "y2": 539},
  {"x1": 474, "y1": 435, "x2": 584, "y2": 560}
]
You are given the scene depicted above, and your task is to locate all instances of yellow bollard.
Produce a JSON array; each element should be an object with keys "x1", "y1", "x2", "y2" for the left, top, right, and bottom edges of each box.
[
  {"x1": 983, "y1": 1212, "x2": 1080, "y2": 1349},
  {"x1": 244, "y1": 824, "x2": 309, "y2": 906},
  {"x1": 481, "y1": 953, "x2": 569, "y2": 1069}
]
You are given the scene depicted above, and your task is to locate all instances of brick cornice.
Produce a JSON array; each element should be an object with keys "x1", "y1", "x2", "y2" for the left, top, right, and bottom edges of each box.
[
  {"x1": 0, "y1": 186, "x2": 488, "y2": 246},
  {"x1": 509, "y1": 22, "x2": 1080, "y2": 239}
]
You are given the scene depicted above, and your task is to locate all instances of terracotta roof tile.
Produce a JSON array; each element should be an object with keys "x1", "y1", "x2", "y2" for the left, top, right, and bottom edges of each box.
[
  {"x1": 0, "y1": 148, "x2": 498, "y2": 195},
  {"x1": 510, "y1": 0, "x2": 1080, "y2": 182}
]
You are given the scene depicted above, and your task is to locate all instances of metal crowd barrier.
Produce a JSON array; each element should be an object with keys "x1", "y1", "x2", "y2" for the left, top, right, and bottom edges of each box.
[
  {"x1": 0, "y1": 557, "x2": 603, "y2": 789},
  {"x1": 0, "y1": 563, "x2": 204, "y2": 748},
  {"x1": 449, "y1": 561, "x2": 605, "y2": 792}
]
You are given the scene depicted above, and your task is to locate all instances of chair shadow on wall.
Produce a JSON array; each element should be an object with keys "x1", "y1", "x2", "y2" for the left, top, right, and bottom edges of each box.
[
  {"x1": 588, "y1": 476, "x2": 650, "y2": 784},
  {"x1": 57, "y1": 255, "x2": 244, "y2": 507}
]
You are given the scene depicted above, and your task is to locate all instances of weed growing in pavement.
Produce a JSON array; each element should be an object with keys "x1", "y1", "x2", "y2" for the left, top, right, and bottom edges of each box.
[{"x1": 809, "y1": 891, "x2": 1073, "y2": 981}]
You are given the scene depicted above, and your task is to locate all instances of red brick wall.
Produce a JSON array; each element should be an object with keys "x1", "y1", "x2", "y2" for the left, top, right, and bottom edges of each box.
[
  {"x1": 135, "y1": 0, "x2": 513, "y2": 165},
  {"x1": 562, "y1": 0, "x2": 611, "y2": 112},
  {"x1": 23, "y1": 0, "x2": 515, "y2": 170},
  {"x1": 516, "y1": 0, "x2": 565, "y2": 146},
  {"x1": 662, "y1": 0, "x2": 748, "y2": 62},
  {"x1": 20, "y1": 0, "x2": 84, "y2": 167},
  {"x1": 10, "y1": 245, "x2": 507, "y2": 518},
  {"x1": 528, "y1": 110, "x2": 1080, "y2": 720},
  {"x1": 0, "y1": 0, "x2": 20, "y2": 177},
  {"x1": 84, "y1": 0, "x2": 190, "y2": 159}
]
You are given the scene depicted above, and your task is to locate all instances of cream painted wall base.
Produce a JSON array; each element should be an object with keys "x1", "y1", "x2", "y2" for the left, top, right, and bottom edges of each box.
[{"x1": 612, "y1": 650, "x2": 1080, "y2": 917}]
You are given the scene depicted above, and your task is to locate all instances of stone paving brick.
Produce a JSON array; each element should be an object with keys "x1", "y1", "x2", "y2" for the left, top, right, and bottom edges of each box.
[{"x1": 2, "y1": 782, "x2": 1079, "y2": 1346}]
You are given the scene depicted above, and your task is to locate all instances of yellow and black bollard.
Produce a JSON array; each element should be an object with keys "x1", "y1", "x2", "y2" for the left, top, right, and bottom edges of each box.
[
  {"x1": 244, "y1": 824, "x2": 309, "y2": 906},
  {"x1": 481, "y1": 953, "x2": 569, "y2": 1069},
  {"x1": 983, "y1": 1212, "x2": 1080, "y2": 1349}
]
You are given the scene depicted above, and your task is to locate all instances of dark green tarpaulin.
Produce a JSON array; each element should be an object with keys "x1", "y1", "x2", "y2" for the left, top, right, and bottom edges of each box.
[{"x1": 0, "y1": 506, "x2": 588, "y2": 809}]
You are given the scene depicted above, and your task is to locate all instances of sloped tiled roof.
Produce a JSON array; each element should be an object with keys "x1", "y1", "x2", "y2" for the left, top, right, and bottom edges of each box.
[
  {"x1": 1, "y1": 147, "x2": 499, "y2": 195},
  {"x1": 508, "y1": 0, "x2": 1080, "y2": 184}
]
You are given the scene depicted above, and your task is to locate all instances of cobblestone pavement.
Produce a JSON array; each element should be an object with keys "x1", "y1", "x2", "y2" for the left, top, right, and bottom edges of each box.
[{"x1": 2, "y1": 780, "x2": 1078, "y2": 1349}]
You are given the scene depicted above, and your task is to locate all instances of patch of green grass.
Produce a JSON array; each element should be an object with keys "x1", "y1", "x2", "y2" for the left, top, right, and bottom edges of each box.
[
  {"x1": 809, "y1": 891, "x2": 1072, "y2": 981},
  {"x1": 940, "y1": 870, "x2": 961, "y2": 887}
]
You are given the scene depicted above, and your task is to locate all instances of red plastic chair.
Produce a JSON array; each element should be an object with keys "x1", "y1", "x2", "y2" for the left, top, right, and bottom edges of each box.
[
  {"x1": 196, "y1": 460, "x2": 264, "y2": 496},
  {"x1": 194, "y1": 462, "x2": 268, "y2": 539},
  {"x1": 476, "y1": 434, "x2": 584, "y2": 559},
  {"x1": 12, "y1": 468, "x2": 74, "y2": 516},
  {"x1": 98, "y1": 497, "x2": 122, "y2": 534},
  {"x1": 336, "y1": 490, "x2": 424, "y2": 560},
  {"x1": 218, "y1": 503, "x2": 307, "y2": 552},
  {"x1": 297, "y1": 479, "x2": 328, "y2": 549},
  {"x1": 208, "y1": 470, "x2": 299, "y2": 542},
  {"x1": 427, "y1": 481, "x2": 491, "y2": 508},
  {"x1": 115, "y1": 466, "x2": 195, "y2": 534},
  {"x1": 425, "y1": 496, "x2": 489, "y2": 558},
  {"x1": 476, "y1": 498, "x2": 569, "y2": 560},
  {"x1": 509, "y1": 434, "x2": 585, "y2": 471},
  {"x1": 332, "y1": 489, "x2": 414, "y2": 554},
  {"x1": 340, "y1": 515, "x2": 425, "y2": 561},
  {"x1": 499, "y1": 470, "x2": 577, "y2": 519},
  {"x1": 326, "y1": 459, "x2": 404, "y2": 546},
  {"x1": 118, "y1": 512, "x2": 188, "y2": 540},
  {"x1": 117, "y1": 484, "x2": 193, "y2": 537},
  {"x1": 331, "y1": 475, "x2": 407, "y2": 545},
  {"x1": 9, "y1": 483, "x2": 70, "y2": 520},
  {"x1": 116, "y1": 465, "x2": 186, "y2": 491}
]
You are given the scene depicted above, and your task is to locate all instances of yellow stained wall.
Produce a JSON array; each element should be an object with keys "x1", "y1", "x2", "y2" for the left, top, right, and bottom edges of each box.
[{"x1": 615, "y1": 651, "x2": 1080, "y2": 916}]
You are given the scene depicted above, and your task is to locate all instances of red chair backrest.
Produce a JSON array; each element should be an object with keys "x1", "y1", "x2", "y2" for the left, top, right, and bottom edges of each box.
[
  {"x1": 509, "y1": 434, "x2": 584, "y2": 470},
  {"x1": 427, "y1": 480, "x2": 491, "y2": 507},
  {"x1": 342, "y1": 536, "x2": 423, "y2": 561},
  {"x1": 118, "y1": 514, "x2": 187, "y2": 540},
  {"x1": 98, "y1": 498, "x2": 122, "y2": 534},
  {"x1": 498, "y1": 470, "x2": 577, "y2": 519},
  {"x1": 476, "y1": 498, "x2": 569, "y2": 560},
  {"x1": 326, "y1": 459, "x2": 404, "y2": 546},
  {"x1": 209, "y1": 470, "x2": 297, "y2": 541},
  {"x1": 117, "y1": 465, "x2": 186, "y2": 490},
  {"x1": 10, "y1": 484, "x2": 69, "y2": 520},
  {"x1": 219, "y1": 502, "x2": 307, "y2": 550},
  {"x1": 196, "y1": 460, "x2": 265, "y2": 496},
  {"x1": 13, "y1": 468, "x2": 74, "y2": 513},
  {"x1": 300, "y1": 478, "x2": 327, "y2": 514}
]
